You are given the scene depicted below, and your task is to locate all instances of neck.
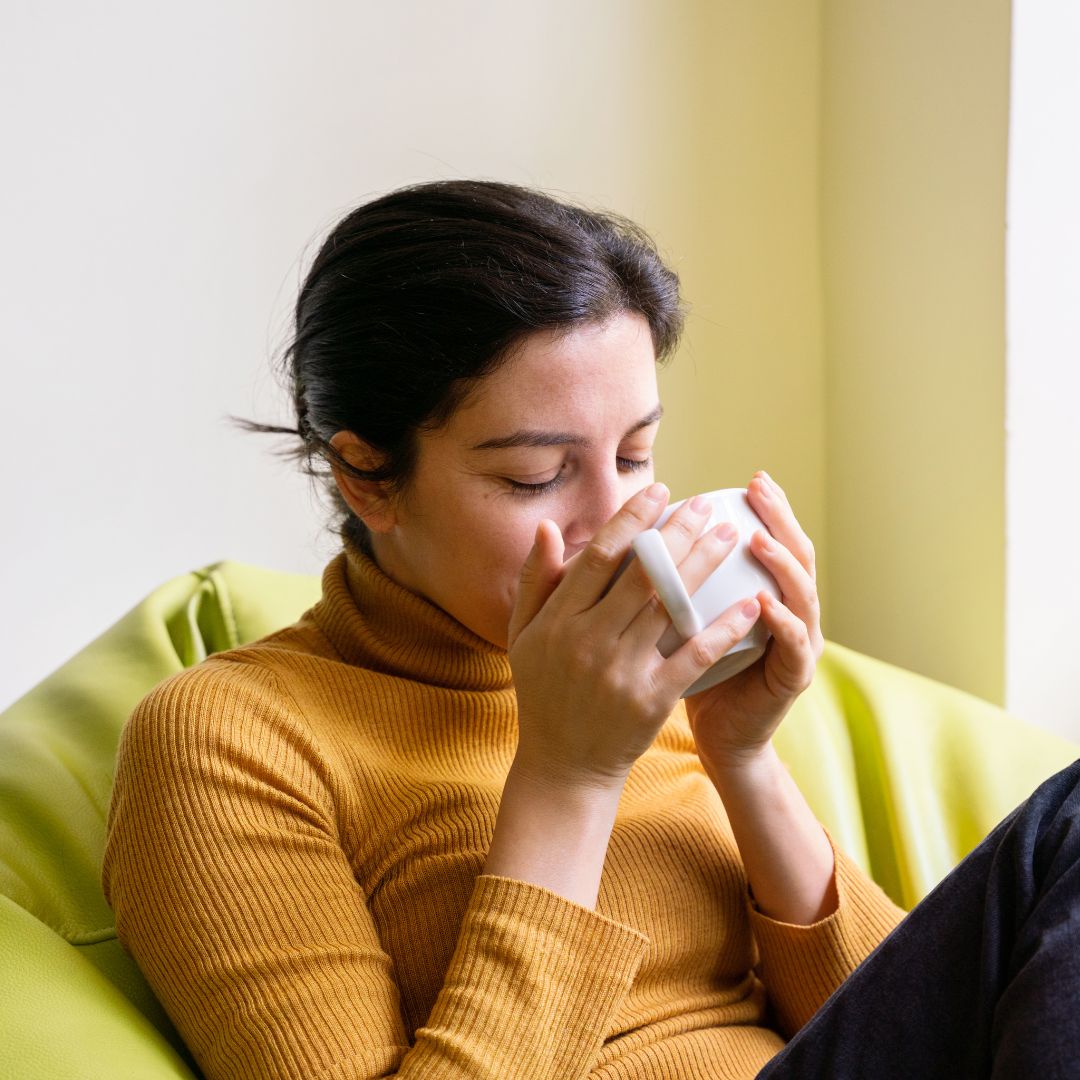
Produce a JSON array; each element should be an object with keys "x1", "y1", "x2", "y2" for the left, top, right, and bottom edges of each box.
[
  {"x1": 367, "y1": 530, "x2": 509, "y2": 651},
  {"x1": 309, "y1": 533, "x2": 514, "y2": 693}
]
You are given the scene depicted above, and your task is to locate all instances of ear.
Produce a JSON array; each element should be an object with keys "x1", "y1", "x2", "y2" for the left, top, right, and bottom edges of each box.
[{"x1": 328, "y1": 431, "x2": 399, "y2": 534}]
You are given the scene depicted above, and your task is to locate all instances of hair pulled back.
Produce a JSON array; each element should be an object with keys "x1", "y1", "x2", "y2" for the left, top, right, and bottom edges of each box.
[{"x1": 234, "y1": 179, "x2": 687, "y2": 551}]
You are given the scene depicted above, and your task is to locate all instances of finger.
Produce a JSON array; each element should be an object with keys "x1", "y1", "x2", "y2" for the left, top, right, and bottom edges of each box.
[
  {"x1": 657, "y1": 595, "x2": 762, "y2": 693},
  {"x1": 598, "y1": 494, "x2": 718, "y2": 630},
  {"x1": 553, "y1": 482, "x2": 670, "y2": 615},
  {"x1": 756, "y1": 591, "x2": 818, "y2": 696},
  {"x1": 507, "y1": 518, "x2": 565, "y2": 649},
  {"x1": 747, "y1": 472, "x2": 817, "y2": 581},
  {"x1": 747, "y1": 528, "x2": 823, "y2": 655},
  {"x1": 622, "y1": 520, "x2": 738, "y2": 645}
]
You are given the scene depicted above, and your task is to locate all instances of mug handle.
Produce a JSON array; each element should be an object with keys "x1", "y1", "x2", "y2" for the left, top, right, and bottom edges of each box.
[{"x1": 630, "y1": 529, "x2": 704, "y2": 640}]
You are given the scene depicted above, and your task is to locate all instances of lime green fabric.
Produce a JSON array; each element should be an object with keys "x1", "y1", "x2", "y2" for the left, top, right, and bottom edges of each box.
[
  {"x1": 1, "y1": 558, "x2": 1076, "y2": 1078},
  {"x1": 0, "y1": 894, "x2": 194, "y2": 1079},
  {"x1": 772, "y1": 643, "x2": 1077, "y2": 909},
  {"x1": 0, "y1": 562, "x2": 321, "y2": 1079}
]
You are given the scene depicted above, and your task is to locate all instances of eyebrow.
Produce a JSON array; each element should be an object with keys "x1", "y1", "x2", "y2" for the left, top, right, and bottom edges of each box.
[{"x1": 469, "y1": 404, "x2": 664, "y2": 452}]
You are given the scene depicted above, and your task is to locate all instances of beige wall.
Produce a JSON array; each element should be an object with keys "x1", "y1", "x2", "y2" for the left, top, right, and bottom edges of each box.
[
  {"x1": 819, "y1": 0, "x2": 1013, "y2": 705},
  {"x1": 2, "y1": 0, "x2": 796, "y2": 707},
  {"x1": 657, "y1": 1, "x2": 1017, "y2": 721},
  {"x1": 3, "y1": 0, "x2": 831, "y2": 710},
  {"x1": 7, "y1": 1, "x2": 1052, "y2": 736},
  {"x1": 654, "y1": 1, "x2": 827, "y2": 623}
]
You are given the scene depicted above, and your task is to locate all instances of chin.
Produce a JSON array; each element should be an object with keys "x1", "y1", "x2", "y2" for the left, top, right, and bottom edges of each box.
[
  {"x1": 444, "y1": 596, "x2": 509, "y2": 650},
  {"x1": 469, "y1": 621, "x2": 508, "y2": 650},
  {"x1": 479, "y1": 593, "x2": 516, "y2": 651}
]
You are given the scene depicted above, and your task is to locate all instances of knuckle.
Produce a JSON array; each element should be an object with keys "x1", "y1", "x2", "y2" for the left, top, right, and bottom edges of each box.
[
  {"x1": 775, "y1": 607, "x2": 799, "y2": 637},
  {"x1": 566, "y1": 639, "x2": 599, "y2": 675},
  {"x1": 517, "y1": 564, "x2": 544, "y2": 588},
  {"x1": 624, "y1": 496, "x2": 662, "y2": 529},
  {"x1": 598, "y1": 666, "x2": 631, "y2": 700},
  {"x1": 643, "y1": 594, "x2": 666, "y2": 620},
  {"x1": 784, "y1": 622, "x2": 811, "y2": 656},
  {"x1": 628, "y1": 558, "x2": 657, "y2": 593},
  {"x1": 582, "y1": 542, "x2": 619, "y2": 575},
  {"x1": 799, "y1": 537, "x2": 817, "y2": 568},
  {"x1": 700, "y1": 526, "x2": 731, "y2": 558},
  {"x1": 664, "y1": 510, "x2": 701, "y2": 543},
  {"x1": 688, "y1": 637, "x2": 717, "y2": 670}
]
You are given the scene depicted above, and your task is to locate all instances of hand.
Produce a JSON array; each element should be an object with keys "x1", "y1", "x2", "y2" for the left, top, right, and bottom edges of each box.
[
  {"x1": 685, "y1": 471, "x2": 825, "y2": 772},
  {"x1": 507, "y1": 483, "x2": 762, "y2": 791}
]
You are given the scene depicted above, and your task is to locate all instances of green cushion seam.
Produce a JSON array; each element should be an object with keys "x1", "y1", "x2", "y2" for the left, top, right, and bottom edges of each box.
[
  {"x1": 824, "y1": 658, "x2": 909, "y2": 908},
  {"x1": 10, "y1": 903, "x2": 118, "y2": 946},
  {"x1": 71, "y1": 925, "x2": 119, "y2": 945},
  {"x1": 193, "y1": 566, "x2": 240, "y2": 650}
]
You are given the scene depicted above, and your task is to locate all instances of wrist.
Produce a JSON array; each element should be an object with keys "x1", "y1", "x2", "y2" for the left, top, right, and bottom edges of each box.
[
  {"x1": 700, "y1": 739, "x2": 779, "y2": 787},
  {"x1": 483, "y1": 756, "x2": 625, "y2": 909},
  {"x1": 509, "y1": 749, "x2": 630, "y2": 800},
  {"x1": 700, "y1": 742, "x2": 839, "y2": 924}
]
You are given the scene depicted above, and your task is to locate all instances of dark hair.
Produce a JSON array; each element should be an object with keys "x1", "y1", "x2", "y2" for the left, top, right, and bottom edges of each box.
[{"x1": 231, "y1": 179, "x2": 687, "y2": 551}]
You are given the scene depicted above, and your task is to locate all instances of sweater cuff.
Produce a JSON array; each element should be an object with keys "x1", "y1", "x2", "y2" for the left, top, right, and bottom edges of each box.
[
  {"x1": 747, "y1": 828, "x2": 906, "y2": 1037},
  {"x1": 411, "y1": 874, "x2": 650, "y2": 1079}
]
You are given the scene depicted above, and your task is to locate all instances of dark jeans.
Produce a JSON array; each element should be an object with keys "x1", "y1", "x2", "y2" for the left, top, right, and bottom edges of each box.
[{"x1": 757, "y1": 756, "x2": 1080, "y2": 1079}]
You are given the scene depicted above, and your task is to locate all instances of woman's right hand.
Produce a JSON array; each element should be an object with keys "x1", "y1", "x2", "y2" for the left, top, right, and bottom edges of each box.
[{"x1": 506, "y1": 482, "x2": 763, "y2": 793}]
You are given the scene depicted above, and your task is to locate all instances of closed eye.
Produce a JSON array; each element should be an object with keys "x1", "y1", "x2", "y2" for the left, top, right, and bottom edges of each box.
[{"x1": 505, "y1": 456, "x2": 652, "y2": 498}]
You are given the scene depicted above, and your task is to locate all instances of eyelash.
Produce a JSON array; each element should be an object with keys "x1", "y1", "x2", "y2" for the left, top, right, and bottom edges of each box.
[{"x1": 505, "y1": 456, "x2": 652, "y2": 498}]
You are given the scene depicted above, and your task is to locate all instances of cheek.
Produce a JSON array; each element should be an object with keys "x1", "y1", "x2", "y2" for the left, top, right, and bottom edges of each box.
[
  {"x1": 458, "y1": 509, "x2": 541, "y2": 629},
  {"x1": 442, "y1": 501, "x2": 538, "y2": 582},
  {"x1": 489, "y1": 515, "x2": 541, "y2": 579}
]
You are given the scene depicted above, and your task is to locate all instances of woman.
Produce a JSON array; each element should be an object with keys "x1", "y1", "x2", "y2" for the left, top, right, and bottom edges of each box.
[{"x1": 102, "y1": 179, "x2": 1080, "y2": 1079}]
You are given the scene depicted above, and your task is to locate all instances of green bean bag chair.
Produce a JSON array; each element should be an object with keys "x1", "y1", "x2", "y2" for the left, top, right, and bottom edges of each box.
[{"x1": 1, "y1": 560, "x2": 1076, "y2": 1079}]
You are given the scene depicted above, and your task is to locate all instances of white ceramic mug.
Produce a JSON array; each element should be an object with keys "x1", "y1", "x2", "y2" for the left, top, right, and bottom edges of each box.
[{"x1": 625, "y1": 488, "x2": 782, "y2": 696}]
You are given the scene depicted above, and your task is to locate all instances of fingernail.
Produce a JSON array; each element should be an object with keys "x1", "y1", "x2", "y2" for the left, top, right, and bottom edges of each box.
[
  {"x1": 690, "y1": 494, "x2": 710, "y2": 514},
  {"x1": 741, "y1": 599, "x2": 760, "y2": 620},
  {"x1": 645, "y1": 482, "x2": 667, "y2": 502},
  {"x1": 716, "y1": 522, "x2": 736, "y2": 542}
]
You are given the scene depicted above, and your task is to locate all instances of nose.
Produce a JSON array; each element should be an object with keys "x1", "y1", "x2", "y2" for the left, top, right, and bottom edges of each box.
[{"x1": 560, "y1": 467, "x2": 648, "y2": 554}]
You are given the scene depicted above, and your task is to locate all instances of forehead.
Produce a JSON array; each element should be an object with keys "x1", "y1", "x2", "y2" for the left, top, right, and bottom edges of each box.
[{"x1": 449, "y1": 311, "x2": 659, "y2": 435}]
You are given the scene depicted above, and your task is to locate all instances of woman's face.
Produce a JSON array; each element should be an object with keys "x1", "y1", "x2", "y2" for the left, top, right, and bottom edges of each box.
[{"x1": 371, "y1": 309, "x2": 663, "y2": 649}]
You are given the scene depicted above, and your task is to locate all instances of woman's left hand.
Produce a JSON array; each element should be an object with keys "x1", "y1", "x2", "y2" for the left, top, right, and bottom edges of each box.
[{"x1": 684, "y1": 471, "x2": 825, "y2": 772}]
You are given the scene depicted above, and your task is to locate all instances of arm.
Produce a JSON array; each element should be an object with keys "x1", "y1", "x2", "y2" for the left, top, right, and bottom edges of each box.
[
  {"x1": 496, "y1": 484, "x2": 765, "y2": 908},
  {"x1": 682, "y1": 472, "x2": 905, "y2": 1032},
  {"x1": 102, "y1": 662, "x2": 647, "y2": 1080},
  {"x1": 704, "y1": 743, "x2": 837, "y2": 925},
  {"x1": 483, "y1": 761, "x2": 624, "y2": 911},
  {"x1": 705, "y1": 738, "x2": 905, "y2": 1036},
  {"x1": 681, "y1": 473, "x2": 837, "y2": 927}
]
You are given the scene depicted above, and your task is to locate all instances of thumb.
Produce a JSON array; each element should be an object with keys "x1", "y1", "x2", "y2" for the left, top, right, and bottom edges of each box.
[{"x1": 507, "y1": 519, "x2": 565, "y2": 649}]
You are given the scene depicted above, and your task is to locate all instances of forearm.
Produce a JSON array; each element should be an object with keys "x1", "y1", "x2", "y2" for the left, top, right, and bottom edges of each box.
[
  {"x1": 482, "y1": 757, "x2": 624, "y2": 910},
  {"x1": 704, "y1": 742, "x2": 838, "y2": 925}
]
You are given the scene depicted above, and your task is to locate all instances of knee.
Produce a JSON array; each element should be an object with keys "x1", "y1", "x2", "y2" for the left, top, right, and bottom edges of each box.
[{"x1": 1026, "y1": 758, "x2": 1080, "y2": 879}]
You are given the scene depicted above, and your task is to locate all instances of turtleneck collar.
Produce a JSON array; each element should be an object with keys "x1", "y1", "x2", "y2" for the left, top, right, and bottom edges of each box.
[{"x1": 310, "y1": 534, "x2": 515, "y2": 693}]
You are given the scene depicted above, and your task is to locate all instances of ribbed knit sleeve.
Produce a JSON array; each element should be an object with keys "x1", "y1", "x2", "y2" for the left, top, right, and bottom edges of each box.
[
  {"x1": 746, "y1": 828, "x2": 906, "y2": 1037},
  {"x1": 101, "y1": 660, "x2": 648, "y2": 1080},
  {"x1": 409, "y1": 875, "x2": 648, "y2": 1076}
]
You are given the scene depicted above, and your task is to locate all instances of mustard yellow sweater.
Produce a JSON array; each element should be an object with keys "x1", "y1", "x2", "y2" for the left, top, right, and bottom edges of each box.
[{"x1": 102, "y1": 538, "x2": 905, "y2": 1080}]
